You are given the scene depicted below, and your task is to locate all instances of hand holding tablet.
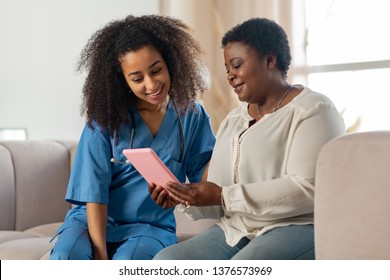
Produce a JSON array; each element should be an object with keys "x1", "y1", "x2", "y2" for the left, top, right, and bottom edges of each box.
[{"x1": 123, "y1": 148, "x2": 180, "y2": 186}]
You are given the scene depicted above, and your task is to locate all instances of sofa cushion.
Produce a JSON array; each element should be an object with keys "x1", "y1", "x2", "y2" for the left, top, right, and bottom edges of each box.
[
  {"x1": 174, "y1": 209, "x2": 217, "y2": 242},
  {"x1": 0, "y1": 231, "x2": 37, "y2": 244},
  {"x1": 0, "y1": 237, "x2": 54, "y2": 260},
  {"x1": 0, "y1": 222, "x2": 62, "y2": 260},
  {"x1": 0, "y1": 145, "x2": 15, "y2": 230},
  {"x1": 24, "y1": 222, "x2": 63, "y2": 237}
]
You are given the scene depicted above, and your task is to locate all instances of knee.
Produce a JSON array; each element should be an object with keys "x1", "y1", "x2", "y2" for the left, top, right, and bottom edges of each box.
[
  {"x1": 50, "y1": 226, "x2": 93, "y2": 260},
  {"x1": 153, "y1": 245, "x2": 181, "y2": 260},
  {"x1": 50, "y1": 243, "x2": 92, "y2": 260},
  {"x1": 50, "y1": 238, "x2": 93, "y2": 260},
  {"x1": 112, "y1": 236, "x2": 166, "y2": 260}
]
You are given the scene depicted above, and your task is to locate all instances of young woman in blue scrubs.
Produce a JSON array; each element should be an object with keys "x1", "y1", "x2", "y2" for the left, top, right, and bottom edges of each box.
[{"x1": 50, "y1": 15, "x2": 216, "y2": 260}]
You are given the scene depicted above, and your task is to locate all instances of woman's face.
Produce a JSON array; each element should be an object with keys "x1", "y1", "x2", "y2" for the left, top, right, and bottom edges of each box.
[
  {"x1": 224, "y1": 42, "x2": 271, "y2": 103},
  {"x1": 120, "y1": 45, "x2": 171, "y2": 106}
]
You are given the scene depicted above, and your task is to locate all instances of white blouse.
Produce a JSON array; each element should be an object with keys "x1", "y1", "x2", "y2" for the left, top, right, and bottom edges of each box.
[{"x1": 181, "y1": 87, "x2": 346, "y2": 246}]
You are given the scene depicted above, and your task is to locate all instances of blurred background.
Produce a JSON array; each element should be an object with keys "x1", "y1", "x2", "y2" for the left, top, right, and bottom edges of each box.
[{"x1": 1, "y1": 0, "x2": 389, "y2": 140}]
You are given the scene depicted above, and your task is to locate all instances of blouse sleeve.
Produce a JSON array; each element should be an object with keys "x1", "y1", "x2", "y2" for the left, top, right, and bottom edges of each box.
[{"x1": 65, "y1": 124, "x2": 112, "y2": 205}]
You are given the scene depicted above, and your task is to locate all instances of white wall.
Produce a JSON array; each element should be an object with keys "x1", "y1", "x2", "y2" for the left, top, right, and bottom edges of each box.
[{"x1": 0, "y1": 0, "x2": 159, "y2": 141}]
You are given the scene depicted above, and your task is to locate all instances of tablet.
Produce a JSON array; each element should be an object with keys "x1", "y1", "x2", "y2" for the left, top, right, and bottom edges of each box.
[{"x1": 123, "y1": 148, "x2": 180, "y2": 186}]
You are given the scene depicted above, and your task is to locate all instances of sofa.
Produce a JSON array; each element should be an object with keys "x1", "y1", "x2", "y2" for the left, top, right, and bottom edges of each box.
[
  {"x1": 0, "y1": 140, "x2": 216, "y2": 260},
  {"x1": 314, "y1": 131, "x2": 390, "y2": 259},
  {"x1": 5, "y1": 132, "x2": 389, "y2": 260}
]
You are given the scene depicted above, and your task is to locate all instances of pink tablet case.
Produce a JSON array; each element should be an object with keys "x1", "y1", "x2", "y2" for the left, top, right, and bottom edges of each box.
[{"x1": 123, "y1": 148, "x2": 179, "y2": 186}]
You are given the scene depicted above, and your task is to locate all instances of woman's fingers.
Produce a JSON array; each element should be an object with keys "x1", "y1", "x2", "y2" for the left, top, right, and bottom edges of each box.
[
  {"x1": 162, "y1": 197, "x2": 178, "y2": 209},
  {"x1": 155, "y1": 189, "x2": 169, "y2": 206},
  {"x1": 150, "y1": 184, "x2": 170, "y2": 206},
  {"x1": 164, "y1": 182, "x2": 194, "y2": 205},
  {"x1": 148, "y1": 182, "x2": 156, "y2": 194},
  {"x1": 165, "y1": 181, "x2": 222, "y2": 206},
  {"x1": 150, "y1": 185, "x2": 160, "y2": 201},
  {"x1": 148, "y1": 182, "x2": 180, "y2": 208}
]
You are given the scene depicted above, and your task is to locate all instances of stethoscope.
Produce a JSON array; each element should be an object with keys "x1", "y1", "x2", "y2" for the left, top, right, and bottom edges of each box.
[{"x1": 110, "y1": 100, "x2": 185, "y2": 164}]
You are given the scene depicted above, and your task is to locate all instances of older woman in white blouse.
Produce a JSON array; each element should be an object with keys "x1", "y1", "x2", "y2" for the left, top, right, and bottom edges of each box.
[{"x1": 150, "y1": 18, "x2": 345, "y2": 260}]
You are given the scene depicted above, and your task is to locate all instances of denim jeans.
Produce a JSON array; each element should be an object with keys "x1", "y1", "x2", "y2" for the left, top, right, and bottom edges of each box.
[{"x1": 154, "y1": 224, "x2": 314, "y2": 260}]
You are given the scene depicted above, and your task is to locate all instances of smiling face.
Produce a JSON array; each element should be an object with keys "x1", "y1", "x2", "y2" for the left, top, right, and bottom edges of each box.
[
  {"x1": 224, "y1": 41, "x2": 273, "y2": 104},
  {"x1": 120, "y1": 45, "x2": 171, "y2": 107}
]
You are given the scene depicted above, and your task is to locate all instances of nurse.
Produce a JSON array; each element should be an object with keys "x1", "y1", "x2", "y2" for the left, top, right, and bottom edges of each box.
[{"x1": 50, "y1": 15, "x2": 216, "y2": 260}]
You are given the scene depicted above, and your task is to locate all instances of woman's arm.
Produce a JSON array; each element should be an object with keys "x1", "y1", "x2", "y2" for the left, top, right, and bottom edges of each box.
[
  {"x1": 200, "y1": 162, "x2": 210, "y2": 182},
  {"x1": 86, "y1": 202, "x2": 108, "y2": 260}
]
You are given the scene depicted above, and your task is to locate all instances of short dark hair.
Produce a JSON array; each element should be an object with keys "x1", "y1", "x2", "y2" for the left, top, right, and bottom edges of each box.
[
  {"x1": 77, "y1": 15, "x2": 206, "y2": 135},
  {"x1": 222, "y1": 18, "x2": 291, "y2": 77}
]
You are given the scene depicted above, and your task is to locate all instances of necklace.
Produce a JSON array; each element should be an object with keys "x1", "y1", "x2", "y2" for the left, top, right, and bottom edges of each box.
[{"x1": 256, "y1": 84, "x2": 293, "y2": 118}]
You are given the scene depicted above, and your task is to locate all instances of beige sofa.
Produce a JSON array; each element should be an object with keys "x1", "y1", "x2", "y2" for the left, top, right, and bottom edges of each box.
[
  {"x1": 315, "y1": 131, "x2": 390, "y2": 259},
  {"x1": 0, "y1": 140, "x2": 216, "y2": 260},
  {"x1": 4, "y1": 132, "x2": 389, "y2": 260}
]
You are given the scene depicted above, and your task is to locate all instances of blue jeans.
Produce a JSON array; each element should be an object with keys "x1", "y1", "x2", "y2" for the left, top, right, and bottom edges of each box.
[
  {"x1": 154, "y1": 224, "x2": 314, "y2": 260},
  {"x1": 50, "y1": 226, "x2": 165, "y2": 260}
]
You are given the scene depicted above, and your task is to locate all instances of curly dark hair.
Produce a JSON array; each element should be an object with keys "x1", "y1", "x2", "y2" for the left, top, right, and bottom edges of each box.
[
  {"x1": 221, "y1": 18, "x2": 291, "y2": 78},
  {"x1": 77, "y1": 15, "x2": 207, "y2": 135}
]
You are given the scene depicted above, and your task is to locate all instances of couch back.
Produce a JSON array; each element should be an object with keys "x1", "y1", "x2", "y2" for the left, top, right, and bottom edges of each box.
[
  {"x1": 0, "y1": 140, "x2": 77, "y2": 231},
  {"x1": 315, "y1": 131, "x2": 390, "y2": 259}
]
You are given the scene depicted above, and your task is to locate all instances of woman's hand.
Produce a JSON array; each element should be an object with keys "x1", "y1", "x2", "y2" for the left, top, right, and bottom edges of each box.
[
  {"x1": 164, "y1": 181, "x2": 222, "y2": 207},
  {"x1": 148, "y1": 182, "x2": 179, "y2": 209}
]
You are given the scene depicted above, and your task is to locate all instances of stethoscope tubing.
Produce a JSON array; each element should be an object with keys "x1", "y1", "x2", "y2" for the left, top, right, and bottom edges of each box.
[{"x1": 111, "y1": 100, "x2": 184, "y2": 164}]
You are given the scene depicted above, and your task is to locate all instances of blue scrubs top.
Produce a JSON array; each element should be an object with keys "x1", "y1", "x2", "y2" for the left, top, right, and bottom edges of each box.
[{"x1": 57, "y1": 101, "x2": 215, "y2": 247}]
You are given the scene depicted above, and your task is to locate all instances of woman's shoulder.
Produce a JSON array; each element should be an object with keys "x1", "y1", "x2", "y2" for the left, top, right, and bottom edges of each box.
[
  {"x1": 79, "y1": 121, "x2": 111, "y2": 142},
  {"x1": 216, "y1": 103, "x2": 248, "y2": 131},
  {"x1": 291, "y1": 86, "x2": 337, "y2": 110},
  {"x1": 224, "y1": 103, "x2": 247, "y2": 119},
  {"x1": 182, "y1": 100, "x2": 209, "y2": 116}
]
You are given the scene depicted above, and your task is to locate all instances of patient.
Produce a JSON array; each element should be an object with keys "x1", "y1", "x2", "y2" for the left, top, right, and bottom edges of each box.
[{"x1": 150, "y1": 17, "x2": 346, "y2": 260}]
